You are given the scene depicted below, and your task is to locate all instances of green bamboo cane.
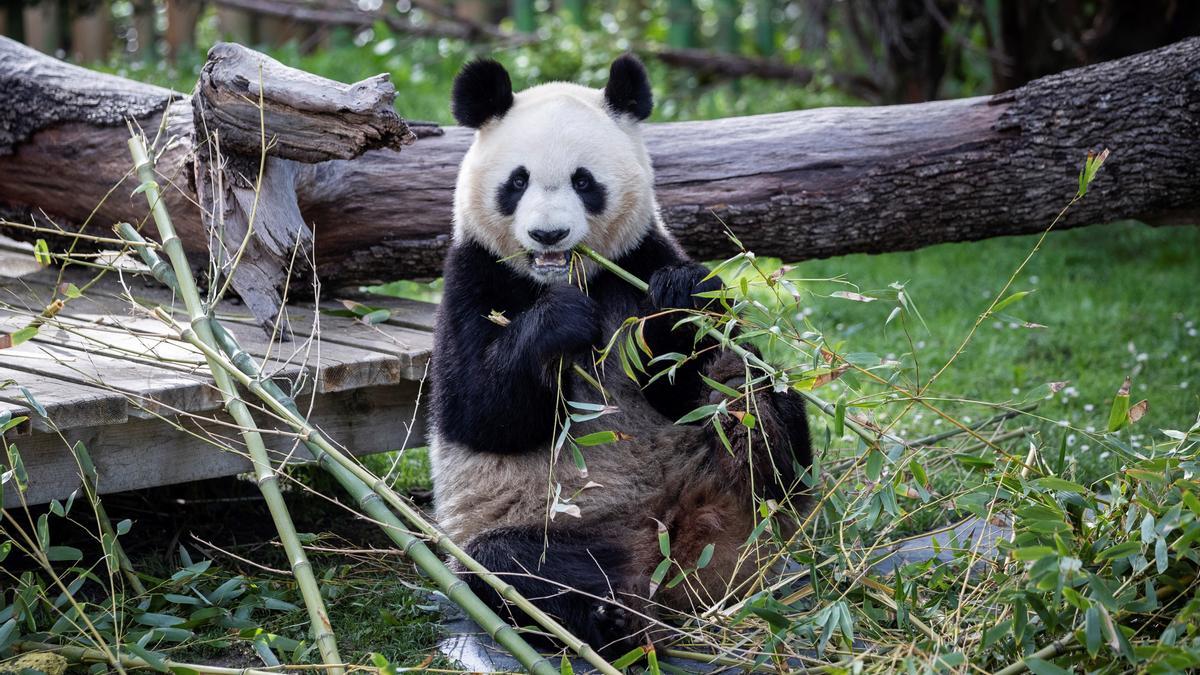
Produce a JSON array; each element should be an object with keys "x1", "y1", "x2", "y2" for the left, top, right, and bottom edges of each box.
[
  {"x1": 68, "y1": 440, "x2": 147, "y2": 596},
  {"x1": 575, "y1": 243, "x2": 887, "y2": 447},
  {"x1": 11, "y1": 641, "x2": 283, "y2": 675},
  {"x1": 127, "y1": 135, "x2": 345, "y2": 675},
  {"x1": 115, "y1": 244, "x2": 587, "y2": 668},
  {"x1": 157, "y1": 308, "x2": 610, "y2": 675}
]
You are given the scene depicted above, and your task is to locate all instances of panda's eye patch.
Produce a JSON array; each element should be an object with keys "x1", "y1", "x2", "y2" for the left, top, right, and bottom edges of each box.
[
  {"x1": 496, "y1": 166, "x2": 529, "y2": 216},
  {"x1": 510, "y1": 170, "x2": 527, "y2": 191},
  {"x1": 571, "y1": 169, "x2": 593, "y2": 192},
  {"x1": 570, "y1": 168, "x2": 606, "y2": 215}
]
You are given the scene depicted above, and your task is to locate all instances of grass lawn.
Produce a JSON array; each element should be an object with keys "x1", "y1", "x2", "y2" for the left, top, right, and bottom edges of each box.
[{"x1": 755, "y1": 220, "x2": 1199, "y2": 482}]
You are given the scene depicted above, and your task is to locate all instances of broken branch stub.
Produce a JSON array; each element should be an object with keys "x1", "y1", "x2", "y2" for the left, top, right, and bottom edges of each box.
[
  {"x1": 191, "y1": 42, "x2": 415, "y2": 329},
  {"x1": 193, "y1": 41, "x2": 415, "y2": 162}
]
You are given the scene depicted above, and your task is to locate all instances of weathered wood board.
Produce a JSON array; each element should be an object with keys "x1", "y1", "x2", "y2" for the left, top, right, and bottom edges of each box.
[{"x1": 0, "y1": 256, "x2": 435, "y2": 507}]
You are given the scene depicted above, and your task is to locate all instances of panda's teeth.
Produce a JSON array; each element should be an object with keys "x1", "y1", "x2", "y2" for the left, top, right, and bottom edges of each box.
[{"x1": 533, "y1": 251, "x2": 567, "y2": 267}]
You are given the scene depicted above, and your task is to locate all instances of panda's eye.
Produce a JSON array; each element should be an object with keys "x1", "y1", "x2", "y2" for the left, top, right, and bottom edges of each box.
[
  {"x1": 511, "y1": 174, "x2": 527, "y2": 191},
  {"x1": 571, "y1": 168, "x2": 594, "y2": 192}
]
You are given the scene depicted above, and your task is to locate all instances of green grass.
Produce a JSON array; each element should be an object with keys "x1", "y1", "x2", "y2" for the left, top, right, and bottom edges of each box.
[{"x1": 741, "y1": 220, "x2": 1199, "y2": 481}]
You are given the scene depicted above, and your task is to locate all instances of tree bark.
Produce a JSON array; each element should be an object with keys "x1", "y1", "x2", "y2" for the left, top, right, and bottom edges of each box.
[{"x1": 0, "y1": 35, "x2": 1198, "y2": 300}]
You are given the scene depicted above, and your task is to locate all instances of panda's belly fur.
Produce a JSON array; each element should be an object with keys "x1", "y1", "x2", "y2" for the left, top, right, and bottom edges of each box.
[{"x1": 431, "y1": 336, "x2": 711, "y2": 546}]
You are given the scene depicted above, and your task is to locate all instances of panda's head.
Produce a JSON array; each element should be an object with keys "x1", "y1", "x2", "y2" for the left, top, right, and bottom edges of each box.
[{"x1": 450, "y1": 55, "x2": 656, "y2": 284}]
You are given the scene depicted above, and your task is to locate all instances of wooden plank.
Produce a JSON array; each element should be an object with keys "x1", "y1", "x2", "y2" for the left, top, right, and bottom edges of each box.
[
  {"x1": 93, "y1": 272, "x2": 437, "y2": 375},
  {"x1": 0, "y1": 316, "x2": 222, "y2": 417},
  {"x1": 0, "y1": 364, "x2": 127, "y2": 432},
  {"x1": 0, "y1": 271, "x2": 430, "y2": 392},
  {"x1": 2, "y1": 381, "x2": 426, "y2": 507}
]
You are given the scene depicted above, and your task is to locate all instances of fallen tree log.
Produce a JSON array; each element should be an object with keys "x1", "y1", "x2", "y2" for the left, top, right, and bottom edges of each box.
[{"x1": 1, "y1": 36, "x2": 1198, "y2": 314}]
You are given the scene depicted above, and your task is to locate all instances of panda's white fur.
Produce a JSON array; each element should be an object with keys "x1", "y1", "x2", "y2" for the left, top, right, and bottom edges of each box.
[
  {"x1": 429, "y1": 55, "x2": 812, "y2": 655},
  {"x1": 453, "y1": 81, "x2": 659, "y2": 282}
]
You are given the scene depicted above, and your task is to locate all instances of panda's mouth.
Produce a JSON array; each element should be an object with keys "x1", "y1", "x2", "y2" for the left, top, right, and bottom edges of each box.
[{"x1": 529, "y1": 250, "x2": 570, "y2": 273}]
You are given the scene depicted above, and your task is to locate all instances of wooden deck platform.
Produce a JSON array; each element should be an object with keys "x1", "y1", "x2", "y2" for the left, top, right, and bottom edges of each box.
[{"x1": 0, "y1": 245, "x2": 435, "y2": 507}]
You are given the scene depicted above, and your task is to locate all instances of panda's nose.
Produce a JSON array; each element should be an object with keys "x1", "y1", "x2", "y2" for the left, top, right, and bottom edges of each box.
[{"x1": 529, "y1": 228, "x2": 569, "y2": 246}]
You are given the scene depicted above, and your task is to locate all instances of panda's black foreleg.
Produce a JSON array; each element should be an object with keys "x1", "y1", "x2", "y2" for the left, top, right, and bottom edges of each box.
[
  {"x1": 700, "y1": 349, "x2": 813, "y2": 505},
  {"x1": 460, "y1": 527, "x2": 648, "y2": 657},
  {"x1": 638, "y1": 263, "x2": 725, "y2": 421}
]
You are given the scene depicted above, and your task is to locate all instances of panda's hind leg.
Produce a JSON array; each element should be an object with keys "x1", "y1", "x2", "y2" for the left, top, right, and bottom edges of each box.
[
  {"x1": 460, "y1": 526, "x2": 649, "y2": 657},
  {"x1": 701, "y1": 348, "x2": 813, "y2": 506}
]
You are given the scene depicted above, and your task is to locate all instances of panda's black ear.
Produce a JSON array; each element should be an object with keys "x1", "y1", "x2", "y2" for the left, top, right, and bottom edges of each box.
[
  {"x1": 603, "y1": 54, "x2": 653, "y2": 121},
  {"x1": 451, "y1": 59, "x2": 514, "y2": 128}
]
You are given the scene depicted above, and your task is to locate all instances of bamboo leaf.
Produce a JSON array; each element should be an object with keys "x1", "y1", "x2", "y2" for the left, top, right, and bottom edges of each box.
[
  {"x1": 1107, "y1": 377, "x2": 1131, "y2": 432},
  {"x1": 137, "y1": 612, "x2": 187, "y2": 628},
  {"x1": 124, "y1": 643, "x2": 170, "y2": 672},
  {"x1": 33, "y1": 239, "x2": 52, "y2": 266},
  {"x1": 0, "y1": 618, "x2": 16, "y2": 650},
  {"x1": 20, "y1": 387, "x2": 47, "y2": 417},
  {"x1": 569, "y1": 442, "x2": 588, "y2": 477},
  {"x1": 696, "y1": 543, "x2": 715, "y2": 569},
  {"x1": 0, "y1": 414, "x2": 25, "y2": 434},
  {"x1": 1085, "y1": 606, "x2": 1101, "y2": 656},
  {"x1": 610, "y1": 647, "x2": 645, "y2": 670},
  {"x1": 831, "y1": 290, "x2": 876, "y2": 302},
  {"x1": 649, "y1": 558, "x2": 672, "y2": 597},
  {"x1": 992, "y1": 290, "x2": 1033, "y2": 314},
  {"x1": 46, "y1": 546, "x2": 83, "y2": 562},
  {"x1": 1097, "y1": 541, "x2": 1141, "y2": 561},
  {"x1": 36, "y1": 513, "x2": 49, "y2": 551},
  {"x1": 676, "y1": 403, "x2": 720, "y2": 425},
  {"x1": 0, "y1": 326, "x2": 39, "y2": 348},
  {"x1": 575, "y1": 430, "x2": 630, "y2": 446},
  {"x1": 833, "y1": 396, "x2": 846, "y2": 438},
  {"x1": 1032, "y1": 477, "x2": 1087, "y2": 494},
  {"x1": 700, "y1": 373, "x2": 741, "y2": 398}
]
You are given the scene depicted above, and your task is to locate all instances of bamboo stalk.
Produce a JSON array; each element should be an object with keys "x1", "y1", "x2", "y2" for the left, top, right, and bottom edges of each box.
[
  {"x1": 576, "y1": 243, "x2": 887, "y2": 447},
  {"x1": 161, "y1": 310, "x2": 601, "y2": 675},
  {"x1": 114, "y1": 237, "x2": 583, "y2": 672},
  {"x1": 68, "y1": 440, "x2": 147, "y2": 596},
  {"x1": 11, "y1": 641, "x2": 285, "y2": 675},
  {"x1": 909, "y1": 403, "x2": 1037, "y2": 447},
  {"x1": 127, "y1": 135, "x2": 345, "y2": 675}
]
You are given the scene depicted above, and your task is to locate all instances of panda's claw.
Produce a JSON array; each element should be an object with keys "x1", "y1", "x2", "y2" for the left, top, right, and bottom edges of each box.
[
  {"x1": 589, "y1": 600, "x2": 642, "y2": 656},
  {"x1": 648, "y1": 263, "x2": 721, "y2": 311}
]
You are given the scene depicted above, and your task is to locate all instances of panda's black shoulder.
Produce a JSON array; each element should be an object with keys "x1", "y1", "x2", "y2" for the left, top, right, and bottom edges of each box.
[{"x1": 439, "y1": 239, "x2": 540, "y2": 317}]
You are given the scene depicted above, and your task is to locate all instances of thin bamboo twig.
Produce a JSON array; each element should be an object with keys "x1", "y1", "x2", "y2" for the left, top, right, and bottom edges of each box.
[
  {"x1": 127, "y1": 135, "x2": 345, "y2": 675},
  {"x1": 909, "y1": 403, "x2": 1037, "y2": 447},
  {"x1": 11, "y1": 641, "x2": 286, "y2": 675},
  {"x1": 576, "y1": 244, "x2": 887, "y2": 447},
  {"x1": 114, "y1": 229, "x2": 578, "y2": 674},
  {"x1": 67, "y1": 440, "x2": 147, "y2": 596}
]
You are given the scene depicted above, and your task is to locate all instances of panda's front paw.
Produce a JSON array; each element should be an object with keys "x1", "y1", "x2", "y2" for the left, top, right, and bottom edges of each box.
[
  {"x1": 648, "y1": 264, "x2": 721, "y2": 311},
  {"x1": 589, "y1": 600, "x2": 646, "y2": 658},
  {"x1": 534, "y1": 284, "x2": 601, "y2": 356}
]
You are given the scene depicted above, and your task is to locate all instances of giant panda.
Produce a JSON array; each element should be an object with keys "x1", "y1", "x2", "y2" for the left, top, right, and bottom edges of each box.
[{"x1": 429, "y1": 54, "x2": 813, "y2": 655}]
